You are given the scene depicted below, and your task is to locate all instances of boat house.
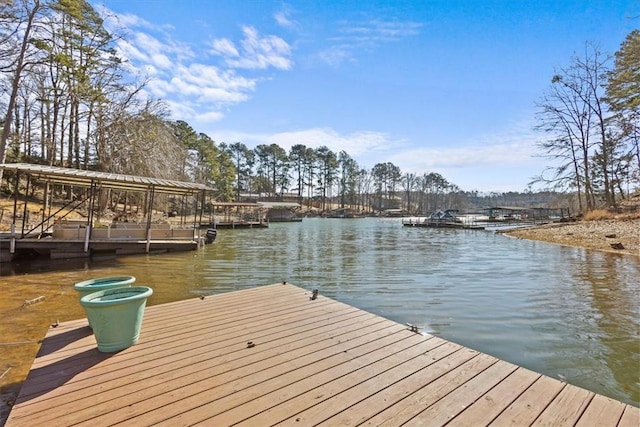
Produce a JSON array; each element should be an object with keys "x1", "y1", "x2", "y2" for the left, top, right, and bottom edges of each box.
[{"x1": 0, "y1": 163, "x2": 213, "y2": 262}]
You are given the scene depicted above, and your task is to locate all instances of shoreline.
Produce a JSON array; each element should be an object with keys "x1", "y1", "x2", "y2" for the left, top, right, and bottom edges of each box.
[{"x1": 501, "y1": 218, "x2": 640, "y2": 258}]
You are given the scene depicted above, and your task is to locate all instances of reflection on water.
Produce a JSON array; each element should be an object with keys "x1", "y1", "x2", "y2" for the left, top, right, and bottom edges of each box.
[{"x1": 0, "y1": 217, "x2": 638, "y2": 407}]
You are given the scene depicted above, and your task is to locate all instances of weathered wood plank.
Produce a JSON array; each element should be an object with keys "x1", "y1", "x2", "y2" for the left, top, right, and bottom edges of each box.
[
  {"x1": 616, "y1": 404, "x2": 640, "y2": 427},
  {"x1": 318, "y1": 347, "x2": 480, "y2": 426},
  {"x1": 488, "y1": 375, "x2": 566, "y2": 426},
  {"x1": 366, "y1": 353, "x2": 498, "y2": 426},
  {"x1": 532, "y1": 383, "x2": 593, "y2": 426},
  {"x1": 57, "y1": 320, "x2": 396, "y2": 426},
  {"x1": 574, "y1": 393, "x2": 627, "y2": 427},
  {"x1": 446, "y1": 367, "x2": 542, "y2": 426},
  {"x1": 68, "y1": 322, "x2": 406, "y2": 426},
  {"x1": 239, "y1": 337, "x2": 456, "y2": 426},
  {"x1": 143, "y1": 329, "x2": 423, "y2": 426},
  {"x1": 405, "y1": 359, "x2": 519, "y2": 425}
]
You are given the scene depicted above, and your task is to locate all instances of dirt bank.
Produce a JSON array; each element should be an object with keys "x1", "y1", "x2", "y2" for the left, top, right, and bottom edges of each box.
[{"x1": 502, "y1": 219, "x2": 640, "y2": 257}]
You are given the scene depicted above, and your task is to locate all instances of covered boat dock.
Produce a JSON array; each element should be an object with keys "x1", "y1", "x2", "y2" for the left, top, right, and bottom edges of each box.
[{"x1": 0, "y1": 163, "x2": 213, "y2": 262}]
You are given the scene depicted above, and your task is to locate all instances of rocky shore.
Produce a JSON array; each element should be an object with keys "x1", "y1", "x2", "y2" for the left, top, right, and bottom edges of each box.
[{"x1": 502, "y1": 218, "x2": 640, "y2": 257}]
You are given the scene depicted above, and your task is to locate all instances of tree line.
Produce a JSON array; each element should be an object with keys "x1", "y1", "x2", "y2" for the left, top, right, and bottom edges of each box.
[
  {"x1": 220, "y1": 138, "x2": 464, "y2": 214},
  {"x1": 534, "y1": 33, "x2": 639, "y2": 211},
  {"x1": 1, "y1": 1, "x2": 637, "y2": 215}
]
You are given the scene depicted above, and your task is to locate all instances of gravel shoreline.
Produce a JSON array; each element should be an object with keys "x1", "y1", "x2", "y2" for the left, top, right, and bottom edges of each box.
[{"x1": 502, "y1": 219, "x2": 640, "y2": 258}]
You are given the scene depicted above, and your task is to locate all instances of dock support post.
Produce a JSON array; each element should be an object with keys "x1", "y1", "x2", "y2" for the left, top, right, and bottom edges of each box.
[
  {"x1": 145, "y1": 187, "x2": 156, "y2": 253},
  {"x1": 145, "y1": 228, "x2": 151, "y2": 253},
  {"x1": 84, "y1": 226, "x2": 90, "y2": 252},
  {"x1": 10, "y1": 224, "x2": 15, "y2": 253}
]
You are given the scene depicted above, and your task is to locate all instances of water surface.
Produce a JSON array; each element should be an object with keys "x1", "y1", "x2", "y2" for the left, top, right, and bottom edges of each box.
[{"x1": 1, "y1": 217, "x2": 638, "y2": 407}]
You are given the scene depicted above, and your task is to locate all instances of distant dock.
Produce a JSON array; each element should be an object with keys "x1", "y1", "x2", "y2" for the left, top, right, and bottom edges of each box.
[
  {"x1": 402, "y1": 218, "x2": 485, "y2": 230},
  {"x1": 6, "y1": 283, "x2": 638, "y2": 426},
  {"x1": 202, "y1": 220, "x2": 269, "y2": 229}
]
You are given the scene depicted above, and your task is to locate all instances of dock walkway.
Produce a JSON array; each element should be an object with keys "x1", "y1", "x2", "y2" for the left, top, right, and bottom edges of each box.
[{"x1": 6, "y1": 283, "x2": 638, "y2": 426}]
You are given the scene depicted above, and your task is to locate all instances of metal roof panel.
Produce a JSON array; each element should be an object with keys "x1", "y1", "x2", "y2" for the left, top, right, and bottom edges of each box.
[{"x1": 0, "y1": 163, "x2": 213, "y2": 194}]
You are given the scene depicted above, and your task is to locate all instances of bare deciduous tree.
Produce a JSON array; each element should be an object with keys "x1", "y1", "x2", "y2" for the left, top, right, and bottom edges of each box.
[
  {"x1": 0, "y1": 0, "x2": 43, "y2": 169},
  {"x1": 534, "y1": 42, "x2": 617, "y2": 211}
]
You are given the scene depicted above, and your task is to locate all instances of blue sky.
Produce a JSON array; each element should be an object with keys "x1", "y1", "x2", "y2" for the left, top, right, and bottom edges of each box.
[{"x1": 95, "y1": 0, "x2": 638, "y2": 192}]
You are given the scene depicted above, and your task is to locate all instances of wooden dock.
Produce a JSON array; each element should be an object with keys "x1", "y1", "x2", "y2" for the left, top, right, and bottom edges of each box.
[
  {"x1": 6, "y1": 283, "x2": 638, "y2": 426},
  {"x1": 0, "y1": 238, "x2": 200, "y2": 262},
  {"x1": 209, "y1": 220, "x2": 269, "y2": 229},
  {"x1": 402, "y1": 219, "x2": 485, "y2": 230}
]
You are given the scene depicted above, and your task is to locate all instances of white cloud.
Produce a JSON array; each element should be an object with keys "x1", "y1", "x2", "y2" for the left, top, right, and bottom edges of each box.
[
  {"x1": 149, "y1": 53, "x2": 173, "y2": 70},
  {"x1": 379, "y1": 118, "x2": 549, "y2": 191},
  {"x1": 195, "y1": 111, "x2": 225, "y2": 122},
  {"x1": 343, "y1": 20, "x2": 422, "y2": 41},
  {"x1": 146, "y1": 79, "x2": 172, "y2": 98},
  {"x1": 210, "y1": 38, "x2": 239, "y2": 57},
  {"x1": 390, "y1": 143, "x2": 536, "y2": 171},
  {"x1": 117, "y1": 39, "x2": 148, "y2": 63},
  {"x1": 390, "y1": 122, "x2": 542, "y2": 172},
  {"x1": 385, "y1": 146, "x2": 544, "y2": 192},
  {"x1": 101, "y1": 9, "x2": 292, "y2": 125},
  {"x1": 141, "y1": 64, "x2": 159, "y2": 77},
  {"x1": 316, "y1": 46, "x2": 355, "y2": 67},
  {"x1": 267, "y1": 128, "x2": 393, "y2": 155},
  {"x1": 179, "y1": 63, "x2": 256, "y2": 93},
  {"x1": 198, "y1": 86, "x2": 251, "y2": 104},
  {"x1": 167, "y1": 76, "x2": 202, "y2": 96},
  {"x1": 164, "y1": 100, "x2": 195, "y2": 119},
  {"x1": 102, "y1": 10, "x2": 153, "y2": 31},
  {"x1": 211, "y1": 26, "x2": 293, "y2": 70},
  {"x1": 134, "y1": 32, "x2": 166, "y2": 55},
  {"x1": 159, "y1": 64, "x2": 255, "y2": 105},
  {"x1": 207, "y1": 127, "x2": 398, "y2": 160},
  {"x1": 274, "y1": 10, "x2": 297, "y2": 29},
  {"x1": 316, "y1": 18, "x2": 422, "y2": 66}
]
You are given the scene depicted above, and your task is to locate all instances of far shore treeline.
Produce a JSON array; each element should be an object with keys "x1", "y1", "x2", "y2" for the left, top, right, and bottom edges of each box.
[{"x1": 0, "y1": 1, "x2": 638, "y2": 216}]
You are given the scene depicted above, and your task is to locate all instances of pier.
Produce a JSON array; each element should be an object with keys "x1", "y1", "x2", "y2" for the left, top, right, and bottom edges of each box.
[{"x1": 6, "y1": 283, "x2": 638, "y2": 426}]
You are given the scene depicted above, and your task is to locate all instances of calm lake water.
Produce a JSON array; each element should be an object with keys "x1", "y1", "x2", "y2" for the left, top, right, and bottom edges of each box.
[{"x1": 1, "y1": 217, "x2": 638, "y2": 407}]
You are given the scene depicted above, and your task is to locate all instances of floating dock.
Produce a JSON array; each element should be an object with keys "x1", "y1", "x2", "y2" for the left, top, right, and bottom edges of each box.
[
  {"x1": 0, "y1": 236, "x2": 201, "y2": 262},
  {"x1": 205, "y1": 220, "x2": 269, "y2": 229},
  {"x1": 402, "y1": 219, "x2": 485, "y2": 230},
  {"x1": 6, "y1": 283, "x2": 638, "y2": 426}
]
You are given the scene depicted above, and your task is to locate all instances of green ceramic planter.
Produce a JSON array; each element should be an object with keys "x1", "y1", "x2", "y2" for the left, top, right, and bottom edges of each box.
[
  {"x1": 74, "y1": 276, "x2": 136, "y2": 299},
  {"x1": 80, "y1": 286, "x2": 153, "y2": 353},
  {"x1": 74, "y1": 276, "x2": 136, "y2": 329}
]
